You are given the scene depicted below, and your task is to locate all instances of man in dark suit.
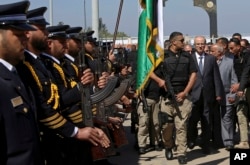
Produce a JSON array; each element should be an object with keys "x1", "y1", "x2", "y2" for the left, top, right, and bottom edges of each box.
[
  {"x1": 187, "y1": 36, "x2": 224, "y2": 154},
  {"x1": 0, "y1": 1, "x2": 43, "y2": 165}
]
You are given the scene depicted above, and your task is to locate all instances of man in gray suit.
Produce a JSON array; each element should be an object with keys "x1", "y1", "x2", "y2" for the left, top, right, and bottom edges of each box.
[
  {"x1": 210, "y1": 43, "x2": 238, "y2": 150},
  {"x1": 187, "y1": 36, "x2": 224, "y2": 154}
]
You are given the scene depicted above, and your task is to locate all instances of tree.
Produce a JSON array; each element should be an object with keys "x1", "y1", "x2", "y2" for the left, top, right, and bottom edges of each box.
[
  {"x1": 57, "y1": 21, "x2": 64, "y2": 25},
  {"x1": 84, "y1": 18, "x2": 129, "y2": 39}
]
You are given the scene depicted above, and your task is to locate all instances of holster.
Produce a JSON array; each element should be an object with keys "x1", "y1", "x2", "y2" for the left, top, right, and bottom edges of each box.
[
  {"x1": 158, "y1": 111, "x2": 174, "y2": 129},
  {"x1": 159, "y1": 112, "x2": 174, "y2": 148}
]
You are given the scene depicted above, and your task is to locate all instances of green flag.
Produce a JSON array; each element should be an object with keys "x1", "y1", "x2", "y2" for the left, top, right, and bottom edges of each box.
[{"x1": 136, "y1": 0, "x2": 164, "y2": 94}]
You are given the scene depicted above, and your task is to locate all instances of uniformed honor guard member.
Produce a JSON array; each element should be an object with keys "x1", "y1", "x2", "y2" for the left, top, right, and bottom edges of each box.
[
  {"x1": 150, "y1": 32, "x2": 197, "y2": 164},
  {"x1": 39, "y1": 25, "x2": 110, "y2": 164},
  {"x1": 16, "y1": 7, "x2": 109, "y2": 164},
  {"x1": 0, "y1": 1, "x2": 43, "y2": 165},
  {"x1": 65, "y1": 26, "x2": 108, "y2": 90},
  {"x1": 64, "y1": 26, "x2": 83, "y2": 80}
]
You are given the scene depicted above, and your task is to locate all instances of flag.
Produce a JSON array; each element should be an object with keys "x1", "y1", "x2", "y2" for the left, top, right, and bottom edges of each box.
[{"x1": 136, "y1": 0, "x2": 164, "y2": 94}]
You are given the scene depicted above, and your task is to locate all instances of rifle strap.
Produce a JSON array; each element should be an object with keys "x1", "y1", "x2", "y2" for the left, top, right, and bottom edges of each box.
[{"x1": 163, "y1": 52, "x2": 181, "y2": 80}]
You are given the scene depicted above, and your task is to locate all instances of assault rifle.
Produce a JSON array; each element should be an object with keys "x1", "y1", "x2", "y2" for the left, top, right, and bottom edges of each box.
[
  {"x1": 103, "y1": 78, "x2": 130, "y2": 148},
  {"x1": 77, "y1": 32, "x2": 107, "y2": 161},
  {"x1": 90, "y1": 76, "x2": 118, "y2": 104},
  {"x1": 102, "y1": 79, "x2": 129, "y2": 106},
  {"x1": 140, "y1": 89, "x2": 150, "y2": 113},
  {"x1": 161, "y1": 65, "x2": 183, "y2": 120}
]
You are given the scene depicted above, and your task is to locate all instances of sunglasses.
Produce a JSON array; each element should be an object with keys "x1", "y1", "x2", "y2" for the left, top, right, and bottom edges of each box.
[{"x1": 177, "y1": 39, "x2": 185, "y2": 43}]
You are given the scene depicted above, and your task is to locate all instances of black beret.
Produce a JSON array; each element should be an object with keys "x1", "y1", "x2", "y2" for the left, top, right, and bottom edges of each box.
[
  {"x1": 66, "y1": 26, "x2": 82, "y2": 40},
  {"x1": 47, "y1": 25, "x2": 70, "y2": 39},
  {"x1": 0, "y1": 1, "x2": 35, "y2": 31},
  {"x1": 27, "y1": 7, "x2": 49, "y2": 25}
]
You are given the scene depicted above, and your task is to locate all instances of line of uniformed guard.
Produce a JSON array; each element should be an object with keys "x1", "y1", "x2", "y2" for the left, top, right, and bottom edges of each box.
[{"x1": 0, "y1": 1, "x2": 133, "y2": 165}]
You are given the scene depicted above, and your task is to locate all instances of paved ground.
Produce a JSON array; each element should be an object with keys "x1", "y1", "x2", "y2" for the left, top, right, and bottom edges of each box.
[{"x1": 108, "y1": 114, "x2": 230, "y2": 165}]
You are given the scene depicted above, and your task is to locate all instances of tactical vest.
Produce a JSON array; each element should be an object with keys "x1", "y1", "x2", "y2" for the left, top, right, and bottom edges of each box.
[{"x1": 164, "y1": 53, "x2": 189, "y2": 92}]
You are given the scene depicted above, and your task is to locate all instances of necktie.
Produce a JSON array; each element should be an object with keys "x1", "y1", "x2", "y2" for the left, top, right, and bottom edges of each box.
[
  {"x1": 198, "y1": 56, "x2": 203, "y2": 74},
  {"x1": 217, "y1": 58, "x2": 222, "y2": 65}
]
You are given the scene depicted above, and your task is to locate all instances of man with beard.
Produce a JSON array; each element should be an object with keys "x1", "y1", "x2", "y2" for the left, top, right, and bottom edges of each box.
[
  {"x1": 64, "y1": 26, "x2": 107, "y2": 89},
  {"x1": 63, "y1": 26, "x2": 83, "y2": 81},
  {"x1": 16, "y1": 7, "x2": 110, "y2": 165}
]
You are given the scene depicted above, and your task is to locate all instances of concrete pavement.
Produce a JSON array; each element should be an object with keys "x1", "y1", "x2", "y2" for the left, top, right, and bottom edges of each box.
[{"x1": 108, "y1": 114, "x2": 230, "y2": 165}]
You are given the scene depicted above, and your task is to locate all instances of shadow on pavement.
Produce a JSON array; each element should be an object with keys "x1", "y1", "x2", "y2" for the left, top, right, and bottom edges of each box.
[
  {"x1": 197, "y1": 157, "x2": 229, "y2": 165},
  {"x1": 108, "y1": 125, "x2": 140, "y2": 165}
]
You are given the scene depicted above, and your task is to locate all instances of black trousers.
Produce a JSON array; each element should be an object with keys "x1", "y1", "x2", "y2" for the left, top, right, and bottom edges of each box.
[
  {"x1": 187, "y1": 94, "x2": 223, "y2": 148},
  {"x1": 41, "y1": 133, "x2": 93, "y2": 165}
]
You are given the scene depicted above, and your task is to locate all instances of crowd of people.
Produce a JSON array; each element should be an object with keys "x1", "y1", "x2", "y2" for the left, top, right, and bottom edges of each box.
[
  {"x1": 0, "y1": 1, "x2": 250, "y2": 165},
  {"x1": 131, "y1": 33, "x2": 250, "y2": 165}
]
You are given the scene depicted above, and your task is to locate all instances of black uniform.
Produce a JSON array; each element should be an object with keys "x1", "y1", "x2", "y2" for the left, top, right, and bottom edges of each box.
[
  {"x1": 42, "y1": 52, "x2": 95, "y2": 165},
  {"x1": 0, "y1": 2, "x2": 44, "y2": 164},
  {"x1": 0, "y1": 63, "x2": 42, "y2": 165},
  {"x1": 17, "y1": 51, "x2": 80, "y2": 165}
]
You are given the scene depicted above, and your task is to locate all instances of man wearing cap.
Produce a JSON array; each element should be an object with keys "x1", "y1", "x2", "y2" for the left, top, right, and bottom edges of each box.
[
  {"x1": 64, "y1": 26, "x2": 108, "y2": 89},
  {"x1": 0, "y1": 1, "x2": 43, "y2": 165},
  {"x1": 15, "y1": 6, "x2": 109, "y2": 165},
  {"x1": 40, "y1": 24, "x2": 111, "y2": 164}
]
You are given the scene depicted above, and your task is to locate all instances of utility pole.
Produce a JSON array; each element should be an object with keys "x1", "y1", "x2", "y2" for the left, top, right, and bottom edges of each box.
[
  {"x1": 92, "y1": 0, "x2": 99, "y2": 40},
  {"x1": 83, "y1": 0, "x2": 87, "y2": 31},
  {"x1": 194, "y1": 0, "x2": 218, "y2": 38},
  {"x1": 49, "y1": 0, "x2": 53, "y2": 25}
]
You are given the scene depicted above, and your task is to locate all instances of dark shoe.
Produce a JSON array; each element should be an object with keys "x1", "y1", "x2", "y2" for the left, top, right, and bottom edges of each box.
[
  {"x1": 225, "y1": 145, "x2": 234, "y2": 151},
  {"x1": 187, "y1": 141, "x2": 195, "y2": 149},
  {"x1": 178, "y1": 156, "x2": 187, "y2": 165},
  {"x1": 138, "y1": 147, "x2": 146, "y2": 154},
  {"x1": 154, "y1": 145, "x2": 163, "y2": 151},
  {"x1": 201, "y1": 146, "x2": 212, "y2": 154},
  {"x1": 145, "y1": 145, "x2": 155, "y2": 152},
  {"x1": 94, "y1": 159, "x2": 117, "y2": 165},
  {"x1": 165, "y1": 148, "x2": 173, "y2": 160}
]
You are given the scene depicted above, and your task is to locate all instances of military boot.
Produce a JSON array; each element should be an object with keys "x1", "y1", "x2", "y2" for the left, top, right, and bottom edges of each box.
[
  {"x1": 234, "y1": 142, "x2": 250, "y2": 149},
  {"x1": 165, "y1": 148, "x2": 173, "y2": 160}
]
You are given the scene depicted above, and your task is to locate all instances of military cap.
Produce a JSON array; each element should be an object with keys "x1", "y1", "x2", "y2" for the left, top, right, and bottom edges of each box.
[
  {"x1": 66, "y1": 26, "x2": 82, "y2": 40},
  {"x1": 0, "y1": 1, "x2": 35, "y2": 31},
  {"x1": 27, "y1": 7, "x2": 49, "y2": 25},
  {"x1": 85, "y1": 30, "x2": 94, "y2": 37},
  {"x1": 84, "y1": 30, "x2": 97, "y2": 44},
  {"x1": 47, "y1": 25, "x2": 70, "y2": 39}
]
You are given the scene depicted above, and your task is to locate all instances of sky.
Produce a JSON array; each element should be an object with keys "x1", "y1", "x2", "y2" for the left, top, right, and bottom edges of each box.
[{"x1": 2, "y1": 0, "x2": 250, "y2": 38}]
